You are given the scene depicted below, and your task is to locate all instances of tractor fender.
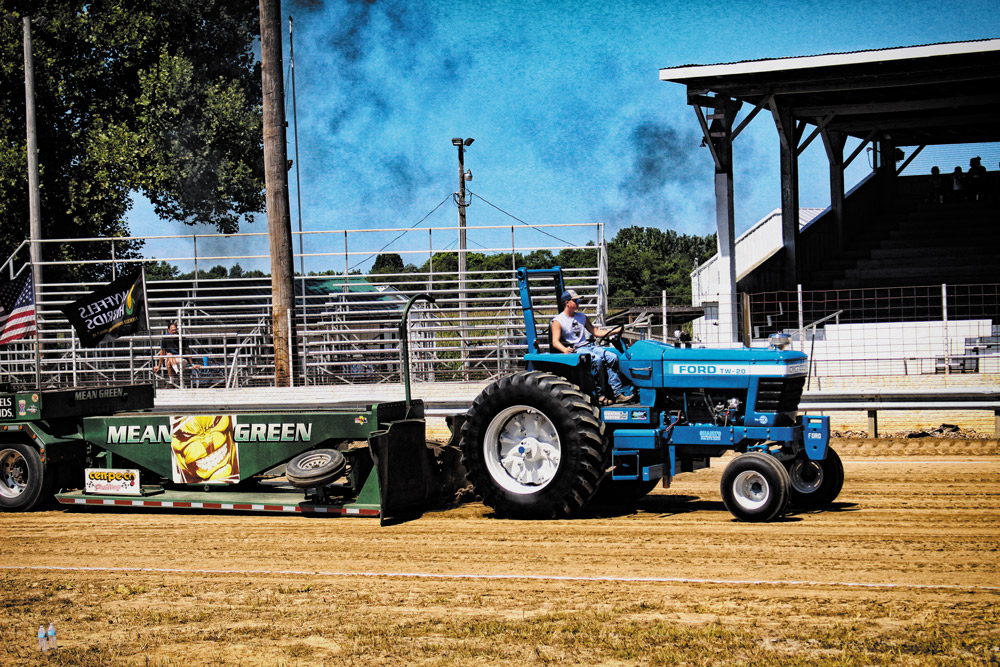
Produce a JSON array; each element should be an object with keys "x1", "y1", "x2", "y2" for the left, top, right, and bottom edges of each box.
[
  {"x1": 524, "y1": 353, "x2": 595, "y2": 398},
  {"x1": 524, "y1": 352, "x2": 588, "y2": 369}
]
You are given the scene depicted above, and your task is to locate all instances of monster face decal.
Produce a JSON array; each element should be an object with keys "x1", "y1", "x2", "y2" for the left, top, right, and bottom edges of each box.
[{"x1": 170, "y1": 415, "x2": 240, "y2": 484}]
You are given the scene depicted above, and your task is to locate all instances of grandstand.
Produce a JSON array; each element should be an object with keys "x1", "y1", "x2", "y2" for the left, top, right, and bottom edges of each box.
[{"x1": 665, "y1": 40, "x2": 999, "y2": 397}]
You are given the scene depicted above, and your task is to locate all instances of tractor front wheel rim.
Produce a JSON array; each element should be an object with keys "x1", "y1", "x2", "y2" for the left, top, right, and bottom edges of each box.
[{"x1": 731, "y1": 469, "x2": 770, "y2": 511}]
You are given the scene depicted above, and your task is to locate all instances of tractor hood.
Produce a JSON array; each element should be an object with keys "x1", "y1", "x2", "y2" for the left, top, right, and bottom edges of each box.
[{"x1": 621, "y1": 339, "x2": 809, "y2": 388}]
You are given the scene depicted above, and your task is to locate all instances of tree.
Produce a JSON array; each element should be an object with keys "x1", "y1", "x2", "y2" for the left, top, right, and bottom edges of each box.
[
  {"x1": 371, "y1": 253, "x2": 405, "y2": 274},
  {"x1": 0, "y1": 1, "x2": 264, "y2": 281},
  {"x1": 606, "y1": 227, "x2": 715, "y2": 308},
  {"x1": 144, "y1": 260, "x2": 179, "y2": 281}
]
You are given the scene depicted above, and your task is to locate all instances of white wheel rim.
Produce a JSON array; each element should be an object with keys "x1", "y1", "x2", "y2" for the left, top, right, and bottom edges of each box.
[
  {"x1": 732, "y1": 470, "x2": 770, "y2": 511},
  {"x1": 483, "y1": 405, "x2": 561, "y2": 495},
  {"x1": 0, "y1": 448, "x2": 28, "y2": 499},
  {"x1": 788, "y1": 459, "x2": 823, "y2": 494},
  {"x1": 297, "y1": 452, "x2": 335, "y2": 470}
]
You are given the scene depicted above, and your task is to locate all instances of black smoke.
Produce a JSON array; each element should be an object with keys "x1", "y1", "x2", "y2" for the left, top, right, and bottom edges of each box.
[{"x1": 620, "y1": 120, "x2": 703, "y2": 196}]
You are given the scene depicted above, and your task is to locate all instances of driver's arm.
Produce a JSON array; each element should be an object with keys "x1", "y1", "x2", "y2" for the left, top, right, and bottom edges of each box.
[{"x1": 587, "y1": 317, "x2": 610, "y2": 338}]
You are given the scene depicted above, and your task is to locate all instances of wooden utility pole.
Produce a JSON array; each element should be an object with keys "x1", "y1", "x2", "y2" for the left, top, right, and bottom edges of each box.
[{"x1": 259, "y1": 0, "x2": 295, "y2": 386}]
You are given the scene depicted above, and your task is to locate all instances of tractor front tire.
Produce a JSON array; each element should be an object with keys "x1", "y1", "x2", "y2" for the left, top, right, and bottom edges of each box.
[
  {"x1": 720, "y1": 452, "x2": 791, "y2": 522},
  {"x1": 785, "y1": 447, "x2": 844, "y2": 509},
  {"x1": 460, "y1": 371, "x2": 606, "y2": 519},
  {"x1": 0, "y1": 442, "x2": 51, "y2": 512}
]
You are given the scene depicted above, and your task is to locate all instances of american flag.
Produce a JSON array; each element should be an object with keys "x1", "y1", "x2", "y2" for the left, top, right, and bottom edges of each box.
[{"x1": 0, "y1": 273, "x2": 37, "y2": 345}]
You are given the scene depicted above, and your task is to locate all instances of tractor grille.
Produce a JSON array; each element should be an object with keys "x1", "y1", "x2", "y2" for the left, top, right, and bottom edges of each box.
[{"x1": 754, "y1": 376, "x2": 805, "y2": 414}]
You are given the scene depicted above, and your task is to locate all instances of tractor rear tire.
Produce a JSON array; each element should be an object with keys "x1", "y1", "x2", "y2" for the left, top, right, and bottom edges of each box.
[
  {"x1": 785, "y1": 447, "x2": 844, "y2": 509},
  {"x1": 460, "y1": 370, "x2": 607, "y2": 519},
  {"x1": 720, "y1": 452, "x2": 791, "y2": 522},
  {"x1": 0, "y1": 442, "x2": 51, "y2": 512},
  {"x1": 285, "y1": 449, "x2": 348, "y2": 488}
]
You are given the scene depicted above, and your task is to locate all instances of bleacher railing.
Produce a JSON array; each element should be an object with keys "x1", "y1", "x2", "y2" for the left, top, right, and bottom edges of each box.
[
  {"x1": 0, "y1": 223, "x2": 606, "y2": 390},
  {"x1": 747, "y1": 283, "x2": 1000, "y2": 377}
]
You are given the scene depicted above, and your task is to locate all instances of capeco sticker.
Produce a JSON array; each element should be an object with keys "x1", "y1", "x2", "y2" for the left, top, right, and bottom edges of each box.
[{"x1": 85, "y1": 468, "x2": 141, "y2": 496}]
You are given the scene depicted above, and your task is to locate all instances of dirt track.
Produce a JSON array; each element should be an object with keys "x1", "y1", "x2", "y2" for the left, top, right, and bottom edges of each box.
[{"x1": 2, "y1": 442, "x2": 999, "y2": 666}]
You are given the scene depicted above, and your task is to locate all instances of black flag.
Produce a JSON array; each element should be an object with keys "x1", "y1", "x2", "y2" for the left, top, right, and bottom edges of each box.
[{"x1": 60, "y1": 268, "x2": 149, "y2": 347}]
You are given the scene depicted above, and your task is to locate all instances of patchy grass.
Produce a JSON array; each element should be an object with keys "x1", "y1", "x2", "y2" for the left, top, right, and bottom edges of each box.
[{"x1": 2, "y1": 573, "x2": 998, "y2": 666}]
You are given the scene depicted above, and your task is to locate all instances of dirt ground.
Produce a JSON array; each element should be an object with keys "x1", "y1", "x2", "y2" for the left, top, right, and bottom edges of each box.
[{"x1": 2, "y1": 439, "x2": 999, "y2": 666}]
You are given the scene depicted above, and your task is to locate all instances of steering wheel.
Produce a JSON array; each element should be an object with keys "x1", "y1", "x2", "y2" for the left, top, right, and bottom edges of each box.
[{"x1": 594, "y1": 324, "x2": 626, "y2": 351}]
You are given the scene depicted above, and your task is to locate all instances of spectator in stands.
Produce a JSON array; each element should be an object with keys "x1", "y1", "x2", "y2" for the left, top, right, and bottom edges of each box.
[
  {"x1": 967, "y1": 156, "x2": 986, "y2": 202},
  {"x1": 927, "y1": 166, "x2": 945, "y2": 204},
  {"x1": 552, "y1": 289, "x2": 633, "y2": 403},
  {"x1": 951, "y1": 166, "x2": 966, "y2": 201},
  {"x1": 153, "y1": 322, "x2": 182, "y2": 382},
  {"x1": 672, "y1": 327, "x2": 692, "y2": 348}
]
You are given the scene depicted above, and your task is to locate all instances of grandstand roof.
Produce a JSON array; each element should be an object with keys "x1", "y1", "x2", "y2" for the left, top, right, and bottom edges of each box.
[{"x1": 660, "y1": 39, "x2": 1000, "y2": 146}]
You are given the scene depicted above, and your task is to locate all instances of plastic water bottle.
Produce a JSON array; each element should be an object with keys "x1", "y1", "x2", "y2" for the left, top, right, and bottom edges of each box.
[
  {"x1": 46, "y1": 622, "x2": 56, "y2": 650},
  {"x1": 37, "y1": 625, "x2": 46, "y2": 651}
]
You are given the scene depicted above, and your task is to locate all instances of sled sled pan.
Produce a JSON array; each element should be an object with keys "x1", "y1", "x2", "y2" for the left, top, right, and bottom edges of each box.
[{"x1": 368, "y1": 418, "x2": 434, "y2": 526}]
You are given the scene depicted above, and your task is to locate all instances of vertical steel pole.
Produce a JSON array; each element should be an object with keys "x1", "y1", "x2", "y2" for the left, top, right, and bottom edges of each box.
[
  {"x1": 456, "y1": 143, "x2": 468, "y2": 381},
  {"x1": 289, "y1": 16, "x2": 305, "y2": 281},
  {"x1": 23, "y1": 17, "x2": 42, "y2": 295},
  {"x1": 797, "y1": 284, "x2": 805, "y2": 351},
  {"x1": 662, "y1": 290, "x2": 667, "y2": 343},
  {"x1": 22, "y1": 17, "x2": 43, "y2": 389},
  {"x1": 942, "y1": 283, "x2": 950, "y2": 374},
  {"x1": 289, "y1": 15, "x2": 308, "y2": 387}
]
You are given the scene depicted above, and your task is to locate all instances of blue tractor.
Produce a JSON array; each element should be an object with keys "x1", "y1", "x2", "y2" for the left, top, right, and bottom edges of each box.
[{"x1": 458, "y1": 267, "x2": 842, "y2": 522}]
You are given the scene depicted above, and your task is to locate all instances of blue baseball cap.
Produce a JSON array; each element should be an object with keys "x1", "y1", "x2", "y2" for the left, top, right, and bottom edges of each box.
[{"x1": 561, "y1": 289, "x2": 580, "y2": 302}]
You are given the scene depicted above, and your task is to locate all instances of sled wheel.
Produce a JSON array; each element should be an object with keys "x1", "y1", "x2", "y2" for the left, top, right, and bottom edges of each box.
[
  {"x1": 785, "y1": 447, "x2": 844, "y2": 509},
  {"x1": 460, "y1": 370, "x2": 606, "y2": 519},
  {"x1": 0, "y1": 443, "x2": 51, "y2": 512},
  {"x1": 285, "y1": 448, "x2": 348, "y2": 488},
  {"x1": 720, "y1": 452, "x2": 790, "y2": 522}
]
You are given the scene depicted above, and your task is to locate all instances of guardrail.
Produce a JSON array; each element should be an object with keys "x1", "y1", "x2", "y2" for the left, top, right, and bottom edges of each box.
[{"x1": 801, "y1": 388, "x2": 1000, "y2": 438}]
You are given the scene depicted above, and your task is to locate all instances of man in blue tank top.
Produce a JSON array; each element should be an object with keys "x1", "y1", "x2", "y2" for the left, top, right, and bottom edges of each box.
[{"x1": 551, "y1": 289, "x2": 633, "y2": 403}]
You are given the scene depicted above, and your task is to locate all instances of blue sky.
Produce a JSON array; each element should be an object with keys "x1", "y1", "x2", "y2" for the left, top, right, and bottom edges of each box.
[{"x1": 127, "y1": 0, "x2": 1000, "y2": 273}]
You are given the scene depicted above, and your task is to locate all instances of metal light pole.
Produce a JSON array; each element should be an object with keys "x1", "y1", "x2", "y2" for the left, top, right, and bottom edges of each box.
[
  {"x1": 22, "y1": 16, "x2": 42, "y2": 294},
  {"x1": 289, "y1": 16, "x2": 304, "y2": 280},
  {"x1": 451, "y1": 137, "x2": 473, "y2": 376},
  {"x1": 289, "y1": 15, "x2": 307, "y2": 385}
]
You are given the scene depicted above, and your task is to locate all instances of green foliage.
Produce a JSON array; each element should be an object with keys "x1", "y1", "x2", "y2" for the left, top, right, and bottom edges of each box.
[
  {"x1": 144, "y1": 260, "x2": 266, "y2": 281},
  {"x1": 144, "y1": 260, "x2": 179, "y2": 281},
  {"x1": 0, "y1": 1, "x2": 263, "y2": 280},
  {"x1": 371, "y1": 253, "x2": 405, "y2": 273},
  {"x1": 606, "y1": 226, "x2": 714, "y2": 307}
]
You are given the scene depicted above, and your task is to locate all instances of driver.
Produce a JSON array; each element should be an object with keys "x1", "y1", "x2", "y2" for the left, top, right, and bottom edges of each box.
[{"x1": 551, "y1": 289, "x2": 634, "y2": 403}]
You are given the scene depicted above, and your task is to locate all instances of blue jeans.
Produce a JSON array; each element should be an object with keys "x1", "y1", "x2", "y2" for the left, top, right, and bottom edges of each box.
[{"x1": 577, "y1": 344, "x2": 629, "y2": 396}]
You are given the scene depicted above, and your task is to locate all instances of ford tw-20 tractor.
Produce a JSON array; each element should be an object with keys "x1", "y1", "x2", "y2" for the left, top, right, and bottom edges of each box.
[{"x1": 457, "y1": 266, "x2": 842, "y2": 522}]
